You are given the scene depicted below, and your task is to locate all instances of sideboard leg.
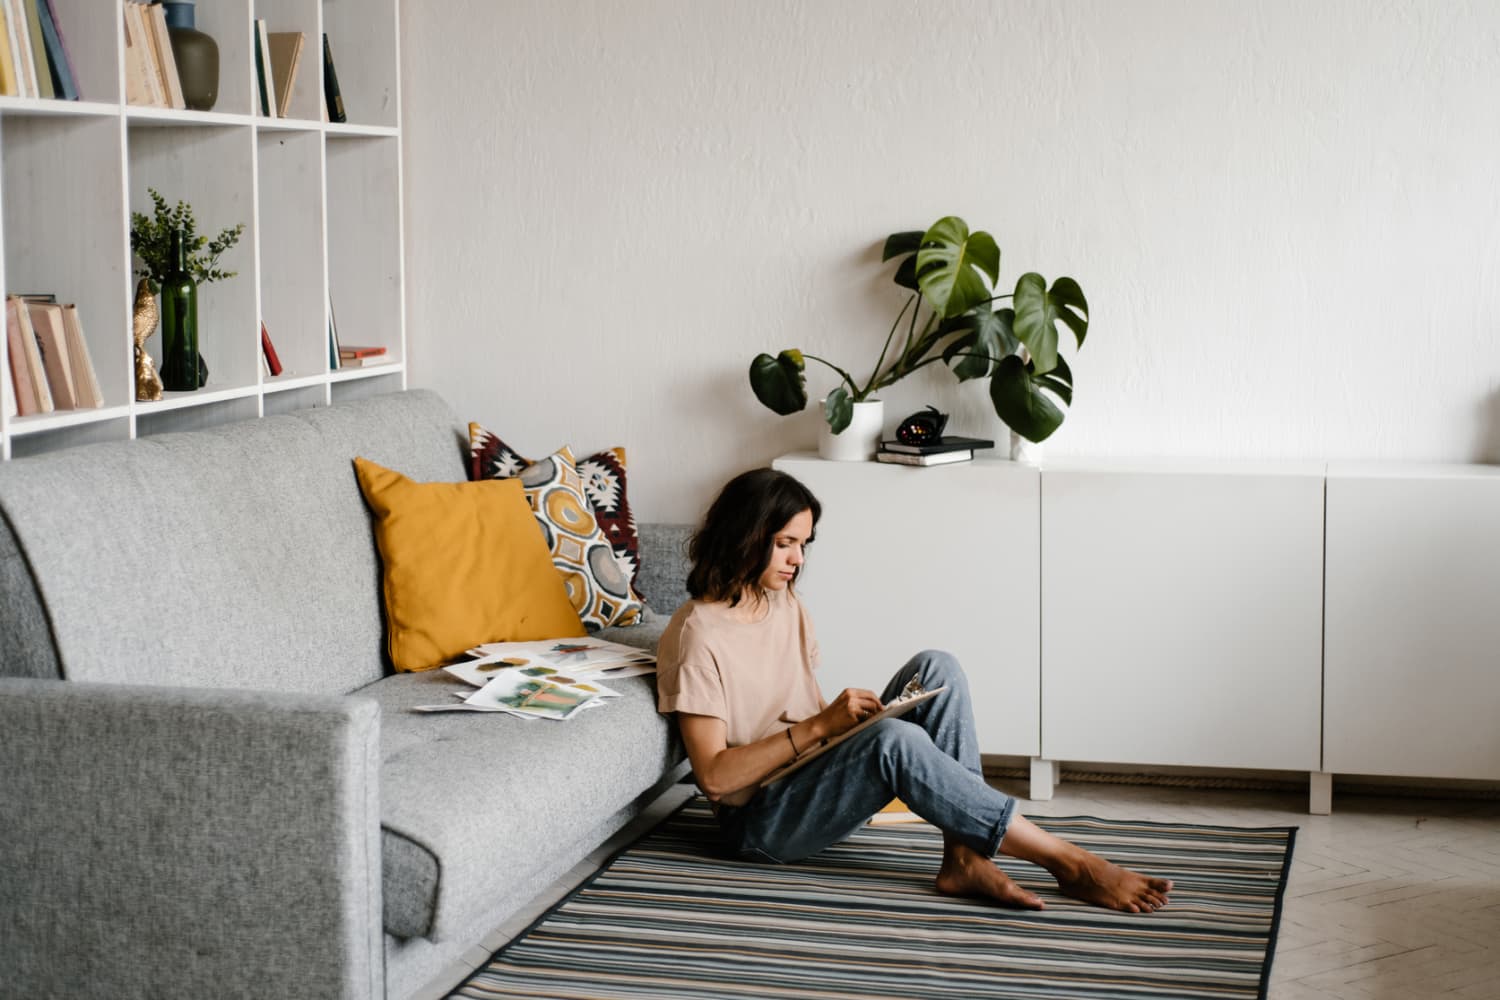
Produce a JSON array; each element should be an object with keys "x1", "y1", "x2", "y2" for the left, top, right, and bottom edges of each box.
[
  {"x1": 1029, "y1": 758, "x2": 1059, "y2": 801},
  {"x1": 1309, "y1": 771, "x2": 1333, "y2": 815}
]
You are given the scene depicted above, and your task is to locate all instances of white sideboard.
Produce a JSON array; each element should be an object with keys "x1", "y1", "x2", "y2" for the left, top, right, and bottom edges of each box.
[
  {"x1": 773, "y1": 454, "x2": 1042, "y2": 758},
  {"x1": 1324, "y1": 463, "x2": 1500, "y2": 780},
  {"x1": 1040, "y1": 461, "x2": 1325, "y2": 774},
  {"x1": 774, "y1": 452, "x2": 1500, "y2": 813}
]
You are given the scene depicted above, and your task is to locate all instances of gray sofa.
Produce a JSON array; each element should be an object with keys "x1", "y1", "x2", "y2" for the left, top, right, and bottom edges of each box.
[{"x1": 0, "y1": 389, "x2": 690, "y2": 999}]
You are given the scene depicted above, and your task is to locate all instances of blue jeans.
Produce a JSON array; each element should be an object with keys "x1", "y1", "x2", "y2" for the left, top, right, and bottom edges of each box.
[{"x1": 717, "y1": 650, "x2": 1017, "y2": 863}]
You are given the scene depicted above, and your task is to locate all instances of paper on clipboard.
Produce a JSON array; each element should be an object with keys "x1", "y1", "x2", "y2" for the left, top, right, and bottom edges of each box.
[{"x1": 760, "y1": 685, "x2": 947, "y2": 787}]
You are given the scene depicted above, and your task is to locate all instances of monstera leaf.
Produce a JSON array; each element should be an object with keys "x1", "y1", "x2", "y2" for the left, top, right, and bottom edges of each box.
[
  {"x1": 1012, "y1": 274, "x2": 1088, "y2": 376},
  {"x1": 881, "y1": 230, "x2": 923, "y2": 291},
  {"x1": 823, "y1": 387, "x2": 853, "y2": 434},
  {"x1": 748, "y1": 350, "x2": 808, "y2": 415},
  {"x1": 913, "y1": 217, "x2": 1000, "y2": 318},
  {"x1": 989, "y1": 353, "x2": 1074, "y2": 443},
  {"x1": 941, "y1": 307, "x2": 1019, "y2": 382}
]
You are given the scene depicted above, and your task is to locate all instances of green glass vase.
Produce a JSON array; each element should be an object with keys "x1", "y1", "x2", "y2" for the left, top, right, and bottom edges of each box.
[
  {"x1": 158, "y1": 228, "x2": 202, "y2": 391},
  {"x1": 163, "y1": 2, "x2": 218, "y2": 111}
]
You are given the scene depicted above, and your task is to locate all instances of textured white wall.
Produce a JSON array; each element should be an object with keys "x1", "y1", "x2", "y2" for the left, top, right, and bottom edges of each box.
[{"x1": 401, "y1": 0, "x2": 1500, "y2": 523}]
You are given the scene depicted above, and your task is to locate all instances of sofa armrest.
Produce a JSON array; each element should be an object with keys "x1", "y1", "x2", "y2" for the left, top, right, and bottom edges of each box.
[{"x1": 0, "y1": 678, "x2": 384, "y2": 1000}]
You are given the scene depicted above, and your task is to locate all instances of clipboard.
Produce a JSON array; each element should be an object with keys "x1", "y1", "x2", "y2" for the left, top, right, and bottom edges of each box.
[{"x1": 760, "y1": 685, "x2": 948, "y2": 787}]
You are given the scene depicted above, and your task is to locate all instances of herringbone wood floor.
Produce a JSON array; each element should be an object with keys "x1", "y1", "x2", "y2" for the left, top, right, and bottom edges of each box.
[
  {"x1": 427, "y1": 779, "x2": 1500, "y2": 1000},
  {"x1": 1011, "y1": 780, "x2": 1500, "y2": 1000}
]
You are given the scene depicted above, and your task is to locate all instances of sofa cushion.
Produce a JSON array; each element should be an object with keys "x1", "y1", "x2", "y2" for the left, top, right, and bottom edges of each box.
[
  {"x1": 354, "y1": 457, "x2": 584, "y2": 672},
  {"x1": 469, "y1": 424, "x2": 643, "y2": 590},
  {"x1": 514, "y1": 446, "x2": 643, "y2": 632},
  {"x1": 363, "y1": 635, "x2": 681, "y2": 941}
]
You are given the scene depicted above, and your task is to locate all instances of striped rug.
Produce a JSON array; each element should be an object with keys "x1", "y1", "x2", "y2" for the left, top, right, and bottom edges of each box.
[{"x1": 452, "y1": 799, "x2": 1296, "y2": 1000}]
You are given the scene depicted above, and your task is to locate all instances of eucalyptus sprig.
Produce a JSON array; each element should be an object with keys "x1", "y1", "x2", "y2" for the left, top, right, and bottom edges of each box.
[{"x1": 130, "y1": 188, "x2": 246, "y2": 292}]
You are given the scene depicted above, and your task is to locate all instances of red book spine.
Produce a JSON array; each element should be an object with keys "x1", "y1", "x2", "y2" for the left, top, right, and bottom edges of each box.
[{"x1": 260, "y1": 322, "x2": 283, "y2": 376}]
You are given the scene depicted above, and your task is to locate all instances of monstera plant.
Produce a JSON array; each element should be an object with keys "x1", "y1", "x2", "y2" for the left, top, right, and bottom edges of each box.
[{"x1": 749, "y1": 215, "x2": 1090, "y2": 443}]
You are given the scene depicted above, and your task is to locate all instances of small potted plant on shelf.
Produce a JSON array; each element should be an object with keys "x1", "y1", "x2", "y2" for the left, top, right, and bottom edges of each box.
[
  {"x1": 748, "y1": 215, "x2": 1090, "y2": 460},
  {"x1": 129, "y1": 189, "x2": 244, "y2": 396}
]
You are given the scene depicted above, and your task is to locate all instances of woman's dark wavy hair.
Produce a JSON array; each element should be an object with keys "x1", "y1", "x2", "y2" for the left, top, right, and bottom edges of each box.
[{"x1": 687, "y1": 468, "x2": 822, "y2": 606}]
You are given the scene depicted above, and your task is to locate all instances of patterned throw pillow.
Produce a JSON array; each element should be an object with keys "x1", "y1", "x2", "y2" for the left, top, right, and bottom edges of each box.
[
  {"x1": 513, "y1": 446, "x2": 644, "y2": 632},
  {"x1": 469, "y1": 424, "x2": 642, "y2": 588}
]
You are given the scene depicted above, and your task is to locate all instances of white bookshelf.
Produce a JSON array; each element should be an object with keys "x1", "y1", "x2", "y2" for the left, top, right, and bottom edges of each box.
[{"x1": 0, "y1": 0, "x2": 405, "y2": 461}]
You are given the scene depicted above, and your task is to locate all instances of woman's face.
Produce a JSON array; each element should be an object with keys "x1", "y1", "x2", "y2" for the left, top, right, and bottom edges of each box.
[{"x1": 758, "y1": 508, "x2": 813, "y2": 592}]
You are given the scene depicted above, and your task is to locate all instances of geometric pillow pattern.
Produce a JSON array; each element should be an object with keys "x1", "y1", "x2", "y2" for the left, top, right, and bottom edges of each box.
[
  {"x1": 513, "y1": 445, "x2": 644, "y2": 632},
  {"x1": 469, "y1": 423, "x2": 642, "y2": 590}
]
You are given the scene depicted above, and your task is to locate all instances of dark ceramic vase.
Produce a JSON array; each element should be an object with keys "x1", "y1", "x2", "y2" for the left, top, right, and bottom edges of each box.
[{"x1": 163, "y1": 2, "x2": 218, "y2": 111}]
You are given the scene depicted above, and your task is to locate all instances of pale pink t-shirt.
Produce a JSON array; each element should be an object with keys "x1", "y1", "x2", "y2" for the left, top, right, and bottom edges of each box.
[{"x1": 656, "y1": 587, "x2": 825, "y2": 750}]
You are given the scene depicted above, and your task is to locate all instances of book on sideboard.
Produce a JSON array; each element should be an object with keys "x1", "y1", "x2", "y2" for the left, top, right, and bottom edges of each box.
[
  {"x1": 879, "y1": 435, "x2": 995, "y2": 455},
  {"x1": 875, "y1": 449, "x2": 973, "y2": 467},
  {"x1": 338, "y1": 345, "x2": 385, "y2": 359}
]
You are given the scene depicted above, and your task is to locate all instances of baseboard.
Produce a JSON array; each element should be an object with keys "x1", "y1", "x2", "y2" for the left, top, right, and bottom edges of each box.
[{"x1": 981, "y1": 754, "x2": 1500, "y2": 800}]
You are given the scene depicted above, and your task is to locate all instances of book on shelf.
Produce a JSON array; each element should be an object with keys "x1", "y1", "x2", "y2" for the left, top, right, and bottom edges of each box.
[
  {"x1": 1, "y1": 346, "x2": 13, "y2": 417},
  {"x1": 35, "y1": 0, "x2": 77, "y2": 100},
  {"x1": 59, "y1": 304, "x2": 102, "y2": 408},
  {"x1": 0, "y1": 5, "x2": 17, "y2": 96},
  {"x1": 25, "y1": 299, "x2": 76, "y2": 410},
  {"x1": 761, "y1": 684, "x2": 948, "y2": 787},
  {"x1": 5, "y1": 297, "x2": 39, "y2": 415},
  {"x1": 7, "y1": 296, "x2": 51, "y2": 413},
  {"x1": 338, "y1": 354, "x2": 396, "y2": 370},
  {"x1": 20, "y1": 0, "x2": 49, "y2": 98},
  {"x1": 322, "y1": 33, "x2": 346, "y2": 123},
  {"x1": 260, "y1": 321, "x2": 283, "y2": 376},
  {"x1": 875, "y1": 448, "x2": 973, "y2": 467},
  {"x1": 267, "y1": 31, "x2": 303, "y2": 118},
  {"x1": 122, "y1": 2, "x2": 165, "y2": 107},
  {"x1": 879, "y1": 435, "x2": 995, "y2": 455},
  {"x1": 144, "y1": 1, "x2": 184, "y2": 109},
  {"x1": 338, "y1": 345, "x2": 385, "y2": 359},
  {"x1": 4, "y1": 0, "x2": 37, "y2": 97},
  {"x1": 327, "y1": 297, "x2": 341, "y2": 369},
  {"x1": 254, "y1": 18, "x2": 275, "y2": 117}
]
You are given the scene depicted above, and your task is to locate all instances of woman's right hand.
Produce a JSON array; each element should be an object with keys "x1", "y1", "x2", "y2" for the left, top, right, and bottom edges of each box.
[{"x1": 815, "y1": 687, "x2": 885, "y2": 740}]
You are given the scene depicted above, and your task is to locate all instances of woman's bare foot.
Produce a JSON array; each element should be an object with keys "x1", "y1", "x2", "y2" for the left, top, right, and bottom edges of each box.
[
  {"x1": 936, "y1": 841, "x2": 1045, "y2": 910},
  {"x1": 997, "y1": 814, "x2": 1172, "y2": 913},
  {"x1": 1049, "y1": 851, "x2": 1173, "y2": 913}
]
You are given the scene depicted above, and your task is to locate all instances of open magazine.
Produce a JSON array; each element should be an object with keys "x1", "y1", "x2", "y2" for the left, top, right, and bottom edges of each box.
[
  {"x1": 760, "y1": 683, "x2": 948, "y2": 787},
  {"x1": 411, "y1": 638, "x2": 646, "y2": 719}
]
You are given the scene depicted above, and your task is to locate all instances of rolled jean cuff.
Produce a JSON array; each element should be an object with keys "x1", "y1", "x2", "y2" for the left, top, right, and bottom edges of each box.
[{"x1": 979, "y1": 794, "x2": 1019, "y2": 857}]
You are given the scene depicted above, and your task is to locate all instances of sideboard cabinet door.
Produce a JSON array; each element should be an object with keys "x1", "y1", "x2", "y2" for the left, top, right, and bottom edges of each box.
[
  {"x1": 1324, "y1": 464, "x2": 1500, "y2": 780},
  {"x1": 1041, "y1": 463, "x2": 1325, "y2": 771},
  {"x1": 773, "y1": 455, "x2": 1041, "y2": 757}
]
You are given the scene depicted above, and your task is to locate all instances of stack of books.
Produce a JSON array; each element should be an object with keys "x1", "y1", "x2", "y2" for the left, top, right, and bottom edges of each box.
[
  {"x1": 6, "y1": 293, "x2": 105, "y2": 416},
  {"x1": 875, "y1": 435, "x2": 994, "y2": 467}
]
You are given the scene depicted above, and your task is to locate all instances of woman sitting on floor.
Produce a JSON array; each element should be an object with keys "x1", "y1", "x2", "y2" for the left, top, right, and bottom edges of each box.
[{"x1": 656, "y1": 468, "x2": 1173, "y2": 913}]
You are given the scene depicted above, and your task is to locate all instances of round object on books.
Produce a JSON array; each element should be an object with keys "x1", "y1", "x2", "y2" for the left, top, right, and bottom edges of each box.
[{"x1": 895, "y1": 405, "x2": 948, "y2": 446}]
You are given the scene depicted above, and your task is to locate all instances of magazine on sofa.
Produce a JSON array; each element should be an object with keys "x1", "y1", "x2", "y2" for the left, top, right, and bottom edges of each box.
[{"x1": 446, "y1": 639, "x2": 656, "y2": 687}]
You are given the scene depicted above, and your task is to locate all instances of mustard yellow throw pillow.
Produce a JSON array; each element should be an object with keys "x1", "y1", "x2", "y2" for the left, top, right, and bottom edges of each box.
[{"x1": 353, "y1": 457, "x2": 584, "y2": 672}]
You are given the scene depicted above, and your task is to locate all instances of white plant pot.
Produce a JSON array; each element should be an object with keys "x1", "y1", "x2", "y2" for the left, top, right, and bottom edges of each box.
[
  {"x1": 1009, "y1": 429, "x2": 1044, "y2": 464},
  {"x1": 818, "y1": 399, "x2": 884, "y2": 461}
]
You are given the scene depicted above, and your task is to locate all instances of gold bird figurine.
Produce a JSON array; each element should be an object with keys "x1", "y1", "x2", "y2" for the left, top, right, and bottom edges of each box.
[{"x1": 132, "y1": 277, "x2": 163, "y2": 401}]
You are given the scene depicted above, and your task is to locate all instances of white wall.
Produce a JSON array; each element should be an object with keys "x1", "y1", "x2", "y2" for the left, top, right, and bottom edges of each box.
[{"x1": 401, "y1": 0, "x2": 1500, "y2": 524}]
